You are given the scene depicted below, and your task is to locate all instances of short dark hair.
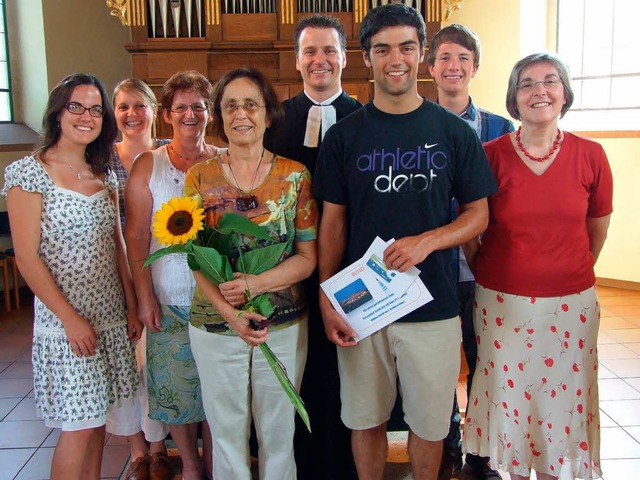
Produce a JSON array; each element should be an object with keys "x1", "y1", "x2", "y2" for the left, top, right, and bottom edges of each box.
[
  {"x1": 35, "y1": 73, "x2": 117, "y2": 175},
  {"x1": 505, "y1": 52, "x2": 574, "y2": 120},
  {"x1": 294, "y1": 15, "x2": 347, "y2": 55},
  {"x1": 160, "y1": 70, "x2": 214, "y2": 115},
  {"x1": 359, "y1": 3, "x2": 426, "y2": 54},
  {"x1": 427, "y1": 24, "x2": 481, "y2": 69},
  {"x1": 211, "y1": 67, "x2": 284, "y2": 143}
]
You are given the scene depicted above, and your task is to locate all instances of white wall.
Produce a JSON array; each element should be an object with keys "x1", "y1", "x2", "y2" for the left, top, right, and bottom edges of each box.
[{"x1": 9, "y1": 0, "x2": 49, "y2": 130}]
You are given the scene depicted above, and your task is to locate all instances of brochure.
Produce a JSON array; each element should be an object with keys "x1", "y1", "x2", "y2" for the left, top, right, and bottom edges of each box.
[{"x1": 320, "y1": 237, "x2": 433, "y2": 341}]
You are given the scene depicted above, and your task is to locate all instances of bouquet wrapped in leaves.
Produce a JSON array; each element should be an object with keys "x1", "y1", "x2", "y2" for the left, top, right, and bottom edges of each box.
[{"x1": 144, "y1": 197, "x2": 311, "y2": 431}]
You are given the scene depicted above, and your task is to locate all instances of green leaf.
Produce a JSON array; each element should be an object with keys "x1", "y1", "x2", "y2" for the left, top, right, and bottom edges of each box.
[
  {"x1": 200, "y1": 226, "x2": 233, "y2": 255},
  {"x1": 250, "y1": 293, "x2": 276, "y2": 318},
  {"x1": 259, "y1": 342, "x2": 311, "y2": 432},
  {"x1": 143, "y1": 243, "x2": 193, "y2": 268},
  {"x1": 241, "y1": 242, "x2": 289, "y2": 275},
  {"x1": 192, "y1": 244, "x2": 234, "y2": 284},
  {"x1": 186, "y1": 254, "x2": 200, "y2": 272},
  {"x1": 217, "y1": 213, "x2": 272, "y2": 241}
]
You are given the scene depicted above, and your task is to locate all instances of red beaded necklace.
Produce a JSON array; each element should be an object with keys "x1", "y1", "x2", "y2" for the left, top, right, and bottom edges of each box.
[{"x1": 515, "y1": 127, "x2": 562, "y2": 162}]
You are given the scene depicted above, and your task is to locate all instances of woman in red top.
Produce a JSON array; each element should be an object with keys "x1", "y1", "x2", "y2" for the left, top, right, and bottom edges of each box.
[{"x1": 463, "y1": 53, "x2": 613, "y2": 480}]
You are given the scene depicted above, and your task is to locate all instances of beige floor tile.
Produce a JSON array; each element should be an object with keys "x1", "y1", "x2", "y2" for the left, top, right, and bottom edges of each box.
[
  {"x1": 600, "y1": 426, "x2": 640, "y2": 459},
  {"x1": 0, "y1": 361, "x2": 33, "y2": 380},
  {"x1": 599, "y1": 296, "x2": 640, "y2": 307},
  {"x1": 14, "y1": 446, "x2": 54, "y2": 480},
  {"x1": 600, "y1": 458, "x2": 640, "y2": 480},
  {"x1": 4, "y1": 397, "x2": 39, "y2": 421},
  {"x1": 597, "y1": 343, "x2": 639, "y2": 359},
  {"x1": 600, "y1": 399, "x2": 640, "y2": 426},
  {"x1": 598, "y1": 364, "x2": 618, "y2": 379},
  {"x1": 606, "y1": 305, "x2": 640, "y2": 317},
  {"x1": 605, "y1": 329, "x2": 640, "y2": 344},
  {"x1": 0, "y1": 420, "x2": 52, "y2": 448},
  {"x1": 600, "y1": 409, "x2": 617, "y2": 427},
  {"x1": 600, "y1": 307, "x2": 616, "y2": 318},
  {"x1": 0, "y1": 378, "x2": 33, "y2": 399},
  {"x1": 15, "y1": 348, "x2": 32, "y2": 363},
  {"x1": 42, "y1": 427, "x2": 60, "y2": 448},
  {"x1": 107, "y1": 434, "x2": 130, "y2": 446},
  {"x1": 600, "y1": 358, "x2": 640, "y2": 378},
  {"x1": 0, "y1": 332, "x2": 32, "y2": 348},
  {"x1": 100, "y1": 444, "x2": 130, "y2": 478},
  {"x1": 600, "y1": 316, "x2": 639, "y2": 330},
  {"x1": 625, "y1": 343, "x2": 640, "y2": 355},
  {"x1": 596, "y1": 286, "x2": 636, "y2": 297},
  {"x1": 0, "y1": 447, "x2": 36, "y2": 480},
  {"x1": 598, "y1": 378, "x2": 640, "y2": 401},
  {"x1": 625, "y1": 426, "x2": 640, "y2": 443},
  {"x1": 624, "y1": 377, "x2": 640, "y2": 392},
  {"x1": 597, "y1": 331, "x2": 619, "y2": 345},
  {"x1": 627, "y1": 316, "x2": 640, "y2": 328},
  {"x1": 0, "y1": 397, "x2": 21, "y2": 421},
  {"x1": 0, "y1": 345, "x2": 29, "y2": 363}
]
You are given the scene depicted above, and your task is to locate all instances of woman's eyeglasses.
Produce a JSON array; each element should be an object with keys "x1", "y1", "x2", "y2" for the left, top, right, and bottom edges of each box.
[
  {"x1": 170, "y1": 103, "x2": 208, "y2": 113},
  {"x1": 221, "y1": 101, "x2": 265, "y2": 115},
  {"x1": 516, "y1": 78, "x2": 561, "y2": 93},
  {"x1": 65, "y1": 102, "x2": 105, "y2": 118}
]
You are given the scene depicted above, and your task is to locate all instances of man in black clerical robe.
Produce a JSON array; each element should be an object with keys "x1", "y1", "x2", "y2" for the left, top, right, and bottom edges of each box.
[{"x1": 264, "y1": 14, "x2": 361, "y2": 480}]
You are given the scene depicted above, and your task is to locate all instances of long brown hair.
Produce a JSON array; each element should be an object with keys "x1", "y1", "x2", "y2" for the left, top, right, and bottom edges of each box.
[{"x1": 35, "y1": 73, "x2": 117, "y2": 175}]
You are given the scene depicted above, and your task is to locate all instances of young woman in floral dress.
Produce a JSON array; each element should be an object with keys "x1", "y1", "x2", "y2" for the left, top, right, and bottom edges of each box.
[{"x1": 3, "y1": 73, "x2": 139, "y2": 480}]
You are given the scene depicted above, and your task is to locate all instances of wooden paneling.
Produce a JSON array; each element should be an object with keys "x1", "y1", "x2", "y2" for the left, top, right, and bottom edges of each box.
[
  {"x1": 124, "y1": 4, "x2": 442, "y2": 133},
  {"x1": 221, "y1": 14, "x2": 278, "y2": 41},
  {"x1": 147, "y1": 52, "x2": 208, "y2": 81}
]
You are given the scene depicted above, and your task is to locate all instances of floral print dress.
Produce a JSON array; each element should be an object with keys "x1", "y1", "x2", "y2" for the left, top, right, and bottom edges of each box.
[{"x1": 2, "y1": 156, "x2": 138, "y2": 428}]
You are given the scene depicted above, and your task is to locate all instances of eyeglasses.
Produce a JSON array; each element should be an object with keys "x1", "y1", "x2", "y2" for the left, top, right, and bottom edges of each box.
[
  {"x1": 221, "y1": 101, "x2": 265, "y2": 115},
  {"x1": 65, "y1": 102, "x2": 105, "y2": 118},
  {"x1": 516, "y1": 78, "x2": 562, "y2": 93},
  {"x1": 170, "y1": 103, "x2": 208, "y2": 114}
]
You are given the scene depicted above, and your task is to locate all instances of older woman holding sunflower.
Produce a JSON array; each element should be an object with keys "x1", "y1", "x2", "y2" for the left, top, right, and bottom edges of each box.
[
  {"x1": 125, "y1": 70, "x2": 221, "y2": 480},
  {"x1": 184, "y1": 67, "x2": 318, "y2": 480}
]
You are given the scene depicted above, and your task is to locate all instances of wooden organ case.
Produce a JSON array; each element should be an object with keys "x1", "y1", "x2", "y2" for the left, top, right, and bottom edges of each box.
[{"x1": 117, "y1": 0, "x2": 462, "y2": 138}]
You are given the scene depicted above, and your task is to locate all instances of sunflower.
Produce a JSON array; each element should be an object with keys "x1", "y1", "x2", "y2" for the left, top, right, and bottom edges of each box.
[{"x1": 152, "y1": 197, "x2": 205, "y2": 246}]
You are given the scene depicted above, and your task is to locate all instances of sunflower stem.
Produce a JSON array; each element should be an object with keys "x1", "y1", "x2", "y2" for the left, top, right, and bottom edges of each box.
[{"x1": 258, "y1": 342, "x2": 311, "y2": 432}]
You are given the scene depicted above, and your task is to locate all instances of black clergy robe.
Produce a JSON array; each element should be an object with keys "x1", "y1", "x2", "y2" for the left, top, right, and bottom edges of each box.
[
  {"x1": 264, "y1": 90, "x2": 362, "y2": 176},
  {"x1": 264, "y1": 90, "x2": 362, "y2": 480}
]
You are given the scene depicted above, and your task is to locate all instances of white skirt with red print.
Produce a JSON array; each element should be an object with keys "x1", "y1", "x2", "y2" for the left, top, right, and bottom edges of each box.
[{"x1": 463, "y1": 284, "x2": 602, "y2": 479}]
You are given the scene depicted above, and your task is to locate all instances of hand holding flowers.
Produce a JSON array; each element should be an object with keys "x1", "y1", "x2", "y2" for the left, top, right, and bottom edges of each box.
[{"x1": 145, "y1": 196, "x2": 311, "y2": 431}]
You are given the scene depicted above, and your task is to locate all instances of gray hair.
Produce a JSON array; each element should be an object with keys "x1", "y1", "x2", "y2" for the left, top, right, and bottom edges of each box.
[{"x1": 505, "y1": 52, "x2": 574, "y2": 120}]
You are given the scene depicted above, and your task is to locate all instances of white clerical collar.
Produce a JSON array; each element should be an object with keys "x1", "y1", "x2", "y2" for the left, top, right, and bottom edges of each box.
[
  {"x1": 303, "y1": 89, "x2": 343, "y2": 106},
  {"x1": 302, "y1": 89, "x2": 343, "y2": 148}
]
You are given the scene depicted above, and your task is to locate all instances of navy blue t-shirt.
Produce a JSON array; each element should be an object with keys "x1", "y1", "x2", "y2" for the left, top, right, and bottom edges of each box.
[{"x1": 314, "y1": 99, "x2": 497, "y2": 322}]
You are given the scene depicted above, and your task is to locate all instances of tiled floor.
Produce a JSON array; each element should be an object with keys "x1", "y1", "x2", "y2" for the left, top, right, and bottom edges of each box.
[
  {"x1": 0, "y1": 296, "x2": 130, "y2": 480},
  {"x1": 1, "y1": 286, "x2": 640, "y2": 479}
]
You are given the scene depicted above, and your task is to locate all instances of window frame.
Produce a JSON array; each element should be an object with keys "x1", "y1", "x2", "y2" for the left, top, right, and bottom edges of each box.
[
  {"x1": 556, "y1": 0, "x2": 640, "y2": 133},
  {"x1": 0, "y1": 0, "x2": 13, "y2": 124}
]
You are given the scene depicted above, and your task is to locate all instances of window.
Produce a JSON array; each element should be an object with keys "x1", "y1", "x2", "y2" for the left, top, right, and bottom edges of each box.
[
  {"x1": 0, "y1": 0, "x2": 11, "y2": 122},
  {"x1": 557, "y1": 0, "x2": 640, "y2": 131}
]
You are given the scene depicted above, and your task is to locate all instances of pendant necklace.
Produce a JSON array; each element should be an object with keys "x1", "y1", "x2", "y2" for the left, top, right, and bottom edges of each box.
[
  {"x1": 515, "y1": 127, "x2": 562, "y2": 162},
  {"x1": 227, "y1": 149, "x2": 264, "y2": 212},
  {"x1": 66, "y1": 163, "x2": 85, "y2": 180},
  {"x1": 168, "y1": 142, "x2": 206, "y2": 162}
]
